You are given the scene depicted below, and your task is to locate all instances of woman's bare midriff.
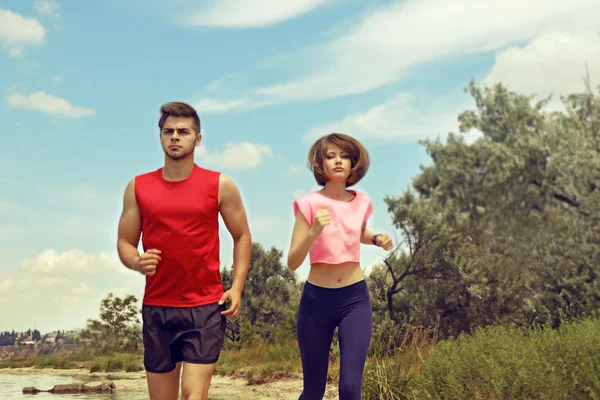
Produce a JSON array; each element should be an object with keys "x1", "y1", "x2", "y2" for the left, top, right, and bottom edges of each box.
[{"x1": 307, "y1": 262, "x2": 365, "y2": 288}]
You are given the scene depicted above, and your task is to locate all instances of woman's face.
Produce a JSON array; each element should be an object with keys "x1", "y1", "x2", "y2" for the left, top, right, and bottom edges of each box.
[{"x1": 322, "y1": 143, "x2": 351, "y2": 183}]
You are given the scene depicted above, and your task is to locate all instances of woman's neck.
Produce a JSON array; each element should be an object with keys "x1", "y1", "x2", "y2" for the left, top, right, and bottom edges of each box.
[{"x1": 321, "y1": 182, "x2": 347, "y2": 200}]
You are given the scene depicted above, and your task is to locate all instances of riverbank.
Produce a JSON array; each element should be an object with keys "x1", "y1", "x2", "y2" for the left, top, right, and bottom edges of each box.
[
  {"x1": 3, "y1": 317, "x2": 599, "y2": 399},
  {"x1": 0, "y1": 367, "x2": 339, "y2": 399},
  {"x1": 0, "y1": 340, "x2": 308, "y2": 383}
]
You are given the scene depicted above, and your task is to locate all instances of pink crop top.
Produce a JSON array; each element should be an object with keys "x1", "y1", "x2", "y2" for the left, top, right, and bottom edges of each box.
[{"x1": 293, "y1": 190, "x2": 373, "y2": 265}]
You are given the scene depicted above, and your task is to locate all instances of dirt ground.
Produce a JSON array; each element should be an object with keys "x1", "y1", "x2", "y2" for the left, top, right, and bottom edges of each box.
[{"x1": 1, "y1": 367, "x2": 340, "y2": 399}]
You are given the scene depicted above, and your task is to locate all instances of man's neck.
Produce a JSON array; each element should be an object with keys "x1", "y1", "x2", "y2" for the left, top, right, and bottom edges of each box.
[{"x1": 162, "y1": 156, "x2": 194, "y2": 181}]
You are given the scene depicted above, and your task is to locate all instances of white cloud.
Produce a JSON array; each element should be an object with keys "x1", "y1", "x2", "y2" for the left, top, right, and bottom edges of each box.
[
  {"x1": 0, "y1": 248, "x2": 145, "y2": 332},
  {"x1": 206, "y1": 79, "x2": 226, "y2": 93},
  {"x1": 178, "y1": 0, "x2": 327, "y2": 28},
  {"x1": 99, "y1": 286, "x2": 137, "y2": 301},
  {"x1": 72, "y1": 282, "x2": 91, "y2": 296},
  {"x1": 0, "y1": 278, "x2": 14, "y2": 293},
  {"x1": 26, "y1": 276, "x2": 69, "y2": 287},
  {"x1": 52, "y1": 295, "x2": 81, "y2": 304},
  {"x1": 0, "y1": 9, "x2": 46, "y2": 57},
  {"x1": 10, "y1": 47, "x2": 23, "y2": 57},
  {"x1": 192, "y1": 96, "x2": 275, "y2": 114},
  {"x1": 7, "y1": 91, "x2": 95, "y2": 118},
  {"x1": 208, "y1": 0, "x2": 600, "y2": 107},
  {"x1": 305, "y1": 91, "x2": 472, "y2": 142},
  {"x1": 34, "y1": 0, "x2": 61, "y2": 20},
  {"x1": 20, "y1": 249, "x2": 123, "y2": 275},
  {"x1": 205, "y1": 75, "x2": 245, "y2": 93},
  {"x1": 196, "y1": 142, "x2": 273, "y2": 170},
  {"x1": 193, "y1": 97, "x2": 251, "y2": 114},
  {"x1": 483, "y1": 30, "x2": 600, "y2": 110}
]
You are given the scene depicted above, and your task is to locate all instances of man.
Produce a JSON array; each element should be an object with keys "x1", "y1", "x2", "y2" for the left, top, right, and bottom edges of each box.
[{"x1": 117, "y1": 102, "x2": 252, "y2": 400}]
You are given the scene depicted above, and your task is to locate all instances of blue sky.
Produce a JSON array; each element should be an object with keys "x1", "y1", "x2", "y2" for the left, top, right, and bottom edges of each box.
[{"x1": 1, "y1": 0, "x2": 599, "y2": 333}]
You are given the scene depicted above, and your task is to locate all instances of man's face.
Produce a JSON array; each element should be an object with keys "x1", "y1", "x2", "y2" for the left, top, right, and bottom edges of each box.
[{"x1": 160, "y1": 116, "x2": 201, "y2": 160}]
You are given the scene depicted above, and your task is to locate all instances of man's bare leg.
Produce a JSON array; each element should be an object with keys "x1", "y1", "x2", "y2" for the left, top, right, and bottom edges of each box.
[
  {"x1": 181, "y1": 362, "x2": 217, "y2": 400},
  {"x1": 146, "y1": 362, "x2": 182, "y2": 400}
]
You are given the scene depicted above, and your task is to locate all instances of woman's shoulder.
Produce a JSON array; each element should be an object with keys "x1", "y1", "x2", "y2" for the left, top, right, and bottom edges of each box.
[
  {"x1": 294, "y1": 191, "x2": 320, "y2": 204},
  {"x1": 350, "y1": 189, "x2": 371, "y2": 202}
]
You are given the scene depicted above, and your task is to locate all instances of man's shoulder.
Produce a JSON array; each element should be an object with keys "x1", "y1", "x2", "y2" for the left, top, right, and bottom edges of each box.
[
  {"x1": 128, "y1": 170, "x2": 159, "y2": 191},
  {"x1": 195, "y1": 165, "x2": 223, "y2": 191},
  {"x1": 196, "y1": 164, "x2": 221, "y2": 177},
  {"x1": 134, "y1": 168, "x2": 161, "y2": 181}
]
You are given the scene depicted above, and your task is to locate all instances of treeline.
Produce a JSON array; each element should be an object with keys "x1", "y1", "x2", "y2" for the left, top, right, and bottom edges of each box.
[
  {"x1": 0, "y1": 330, "x2": 42, "y2": 346},
  {"x1": 367, "y1": 79, "x2": 600, "y2": 350},
  {"x1": 77, "y1": 79, "x2": 599, "y2": 359}
]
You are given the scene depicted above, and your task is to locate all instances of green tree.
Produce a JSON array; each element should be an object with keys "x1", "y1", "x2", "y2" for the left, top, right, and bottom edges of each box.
[
  {"x1": 369, "y1": 79, "x2": 600, "y2": 339},
  {"x1": 367, "y1": 191, "x2": 474, "y2": 341},
  {"x1": 221, "y1": 242, "x2": 300, "y2": 345},
  {"x1": 0, "y1": 332, "x2": 15, "y2": 346},
  {"x1": 79, "y1": 293, "x2": 142, "y2": 353}
]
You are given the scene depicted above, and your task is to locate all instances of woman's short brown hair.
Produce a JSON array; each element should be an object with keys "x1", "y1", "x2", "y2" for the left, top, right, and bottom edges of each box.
[
  {"x1": 158, "y1": 102, "x2": 201, "y2": 134},
  {"x1": 308, "y1": 133, "x2": 370, "y2": 187}
]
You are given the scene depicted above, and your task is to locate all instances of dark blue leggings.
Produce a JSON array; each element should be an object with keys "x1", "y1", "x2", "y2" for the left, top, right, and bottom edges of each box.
[{"x1": 297, "y1": 279, "x2": 373, "y2": 400}]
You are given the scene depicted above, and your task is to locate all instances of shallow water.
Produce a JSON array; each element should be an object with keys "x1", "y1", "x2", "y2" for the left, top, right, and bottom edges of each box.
[{"x1": 0, "y1": 373, "x2": 148, "y2": 399}]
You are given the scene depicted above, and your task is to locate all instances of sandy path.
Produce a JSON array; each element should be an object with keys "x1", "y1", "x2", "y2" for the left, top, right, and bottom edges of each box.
[{"x1": 0, "y1": 368, "x2": 339, "y2": 399}]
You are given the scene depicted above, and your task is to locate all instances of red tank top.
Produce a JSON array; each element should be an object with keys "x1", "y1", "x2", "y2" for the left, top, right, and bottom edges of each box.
[{"x1": 134, "y1": 164, "x2": 223, "y2": 307}]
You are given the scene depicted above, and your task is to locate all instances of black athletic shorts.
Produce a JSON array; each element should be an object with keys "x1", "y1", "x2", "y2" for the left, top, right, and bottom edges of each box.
[{"x1": 141, "y1": 302, "x2": 226, "y2": 373}]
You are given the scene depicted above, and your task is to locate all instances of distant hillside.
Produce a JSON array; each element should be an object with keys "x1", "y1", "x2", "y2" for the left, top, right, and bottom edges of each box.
[{"x1": 0, "y1": 343, "x2": 78, "y2": 363}]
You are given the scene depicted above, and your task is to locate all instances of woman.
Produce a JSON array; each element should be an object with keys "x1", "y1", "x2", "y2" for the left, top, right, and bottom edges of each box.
[{"x1": 287, "y1": 133, "x2": 393, "y2": 400}]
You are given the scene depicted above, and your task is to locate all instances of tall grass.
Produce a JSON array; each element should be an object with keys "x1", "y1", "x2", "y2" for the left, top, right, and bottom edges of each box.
[
  {"x1": 363, "y1": 325, "x2": 436, "y2": 400},
  {"x1": 1, "y1": 352, "x2": 143, "y2": 373},
  {"x1": 363, "y1": 317, "x2": 600, "y2": 400},
  {"x1": 216, "y1": 339, "x2": 302, "y2": 384},
  {"x1": 87, "y1": 353, "x2": 143, "y2": 373},
  {"x1": 412, "y1": 317, "x2": 600, "y2": 399},
  {"x1": 0, "y1": 355, "x2": 76, "y2": 370}
]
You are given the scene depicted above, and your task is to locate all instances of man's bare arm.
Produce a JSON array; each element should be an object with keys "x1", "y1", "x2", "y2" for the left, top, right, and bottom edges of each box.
[
  {"x1": 117, "y1": 179, "x2": 161, "y2": 275},
  {"x1": 219, "y1": 174, "x2": 252, "y2": 293},
  {"x1": 117, "y1": 179, "x2": 142, "y2": 270}
]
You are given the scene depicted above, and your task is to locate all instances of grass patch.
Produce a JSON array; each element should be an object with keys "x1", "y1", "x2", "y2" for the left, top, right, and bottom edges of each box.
[
  {"x1": 85, "y1": 353, "x2": 143, "y2": 373},
  {"x1": 0, "y1": 355, "x2": 77, "y2": 370},
  {"x1": 362, "y1": 326, "x2": 436, "y2": 400},
  {"x1": 362, "y1": 317, "x2": 600, "y2": 399},
  {"x1": 0, "y1": 352, "x2": 143, "y2": 373},
  {"x1": 412, "y1": 318, "x2": 600, "y2": 399},
  {"x1": 216, "y1": 339, "x2": 302, "y2": 384}
]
